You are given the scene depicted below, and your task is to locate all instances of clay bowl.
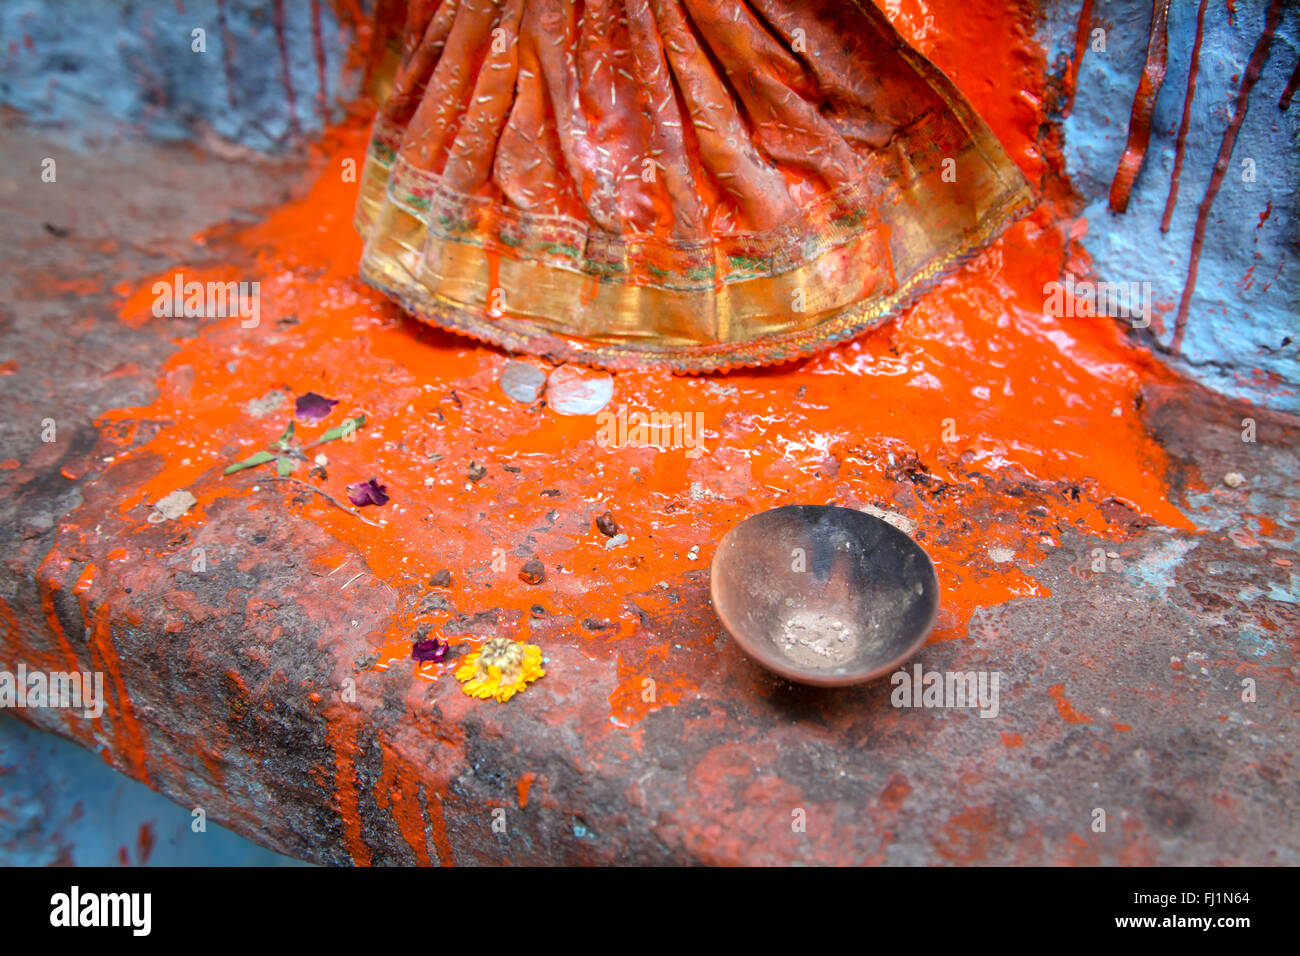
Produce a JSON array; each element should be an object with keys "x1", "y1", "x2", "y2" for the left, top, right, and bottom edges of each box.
[{"x1": 709, "y1": 505, "x2": 939, "y2": 686}]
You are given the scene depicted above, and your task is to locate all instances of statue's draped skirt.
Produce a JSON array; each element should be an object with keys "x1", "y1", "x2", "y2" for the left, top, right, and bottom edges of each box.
[{"x1": 356, "y1": 0, "x2": 1033, "y2": 371}]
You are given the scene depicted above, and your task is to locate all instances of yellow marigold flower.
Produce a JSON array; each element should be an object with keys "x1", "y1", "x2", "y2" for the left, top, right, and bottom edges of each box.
[{"x1": 455, "y1": 637, "x2": 545, "y2": 702}]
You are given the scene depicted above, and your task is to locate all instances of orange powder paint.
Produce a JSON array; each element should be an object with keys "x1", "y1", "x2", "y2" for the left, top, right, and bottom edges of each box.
[
  {"x1": 31, "y1": 553, "x2": 93, "y2": 743},
  {"x1": 69, "y1": 5, "x2": 1205, "y2": 862},
  {"x1": 517, "y1": 771, "x2": 535, "y2": 809},
  {"x1": 375, "y1": 743, "x2": 433, "y2": 865},
  {"x1": 84, "y1": 603, "x2": 151, "y2": 783},
  {"x1": 1048, "y1": 683, "x2": 1095, "y2": 724},
  {"x1": 104, "y1": 121, "x2": 1191, "y2": 706},
  {"x1": 424, "y1": 790, "x2": 455, "y2": 867},
  {"x1": 883, "y1": 0, "x2": 1047, "y2": 183},
  {"x1": 72, "y1": 564, "x2": 97, "y2": 596},
  {"x1": 609, "y1": 654, "x2": 696, "y2": 729},
  {"x1": 324, "y1": 713, "x2": 372, "y2": 866}
]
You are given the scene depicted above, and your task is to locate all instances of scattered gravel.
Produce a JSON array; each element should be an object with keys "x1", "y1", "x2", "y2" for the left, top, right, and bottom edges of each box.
[
  {"x1": 500, "y1": 360, "x2": 548, "y2": 403},
  {"x1": 518, "y1": 558, "x2": 546, "y2": 585}
]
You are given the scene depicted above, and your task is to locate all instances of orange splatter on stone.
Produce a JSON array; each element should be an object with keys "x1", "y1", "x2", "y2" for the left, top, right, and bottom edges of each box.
[
  {"x1": 517, "y1": 772, "x2": 535, "y2": 809},
  {"x1": 1048, "y1": 683, "x2": 1094, "y2": 723}
]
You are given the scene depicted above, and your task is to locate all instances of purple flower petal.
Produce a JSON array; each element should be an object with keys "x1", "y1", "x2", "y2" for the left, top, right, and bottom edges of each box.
[
  {"x1": 412, "y1": 637, "x2": 448, "y2": 663},
  {"x1": 346, "y1": 478, "x2": 389, "y2": 507},
  {"x1": 295, "y1": 391, "x2": 339, "y2": 422}
]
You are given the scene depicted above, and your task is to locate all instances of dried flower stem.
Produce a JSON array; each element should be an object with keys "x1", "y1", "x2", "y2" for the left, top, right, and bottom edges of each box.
[{"x1": 262, "y1": 476, "x2": 384, "y2": 527}]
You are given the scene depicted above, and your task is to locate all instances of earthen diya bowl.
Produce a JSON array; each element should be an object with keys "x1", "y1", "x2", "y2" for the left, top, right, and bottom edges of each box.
[{"x1": 709, "y1": 505, "x2": 940, "y2": 686}]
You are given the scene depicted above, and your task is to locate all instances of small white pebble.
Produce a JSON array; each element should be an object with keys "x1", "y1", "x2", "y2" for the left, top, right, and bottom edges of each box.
[{"x1": 1224, "y1": 472, "x2": 1246, "y2": 488}]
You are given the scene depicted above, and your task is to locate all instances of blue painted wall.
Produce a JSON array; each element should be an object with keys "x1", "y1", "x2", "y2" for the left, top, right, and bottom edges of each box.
[
  {"x1": 0, "y1": 715, "x2": 307, "y2": 866},
  {"x1": 1, "y1": 0, "x2": 363, "y2": 151},
  {"x1": 1045, "y1": 0, "x2": 1298, "y2": 412}
]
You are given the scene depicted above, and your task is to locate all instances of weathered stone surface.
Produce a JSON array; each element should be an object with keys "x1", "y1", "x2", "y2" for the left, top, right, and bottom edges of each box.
[
  {"x1": 2, "y1": 126, "x2": 1296, "y2": 861},
  {"x1": 1044, "y1": 0, "x2": 1300, "y2": 411},
  {"x1": 0, "y1": 0, "x2": 365, "y2": 152},
  {"x1": 3, "y1": 394, "x2": 1298, "y2": 864},
  {"x1": 2, "y1": 3, "x2": 1298, "y2": 867}
]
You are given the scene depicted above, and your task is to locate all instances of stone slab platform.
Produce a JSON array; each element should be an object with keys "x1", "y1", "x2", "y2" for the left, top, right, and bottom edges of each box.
[{"x1": 2, "y1": 121, "x2": 1298, "y2": 865}]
